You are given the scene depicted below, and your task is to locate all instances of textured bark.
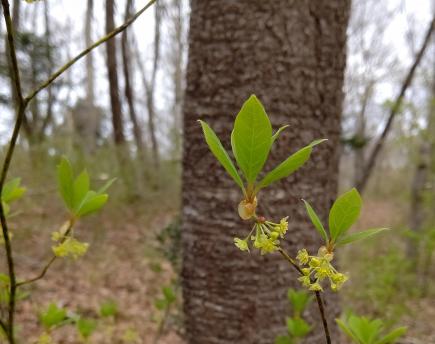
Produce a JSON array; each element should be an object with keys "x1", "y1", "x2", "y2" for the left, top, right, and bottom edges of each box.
[
  {"x1": 182, "y1": 1, "x2": 350, "y2": 344},
  {"x1": 105, "y1": 0, "x2": 125, "y2": 145}
]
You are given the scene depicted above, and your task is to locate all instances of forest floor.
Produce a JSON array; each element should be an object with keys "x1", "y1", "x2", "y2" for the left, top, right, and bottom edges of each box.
[
  {"x1": 2, "y1": 170, "x2": 435, "y2": 343},
  {"x1": 7, "y1": 180, "x2": 184, "y2": 343}
]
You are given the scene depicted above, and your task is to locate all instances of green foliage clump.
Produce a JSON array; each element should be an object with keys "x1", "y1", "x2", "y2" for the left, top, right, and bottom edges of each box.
[
  {"x1": 337, "y1": 312, "x2": 406, "y2": 344},
  {"x1": 275, "y1": 288, "x2": 313, "y2": 344}
]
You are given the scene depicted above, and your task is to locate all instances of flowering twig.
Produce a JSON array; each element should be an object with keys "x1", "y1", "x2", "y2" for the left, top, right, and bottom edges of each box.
[{"x1": 278, "y1": 248, "x2": 331, "y2": 344}]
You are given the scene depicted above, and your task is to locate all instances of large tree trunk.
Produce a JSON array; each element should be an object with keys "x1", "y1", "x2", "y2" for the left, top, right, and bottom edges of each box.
[
  {"x1": 181, "y1": 1, "x2": 350, "y2": 343},
  {"x1": 105, "y1": 0, "x2": 125, "y2": 145}
]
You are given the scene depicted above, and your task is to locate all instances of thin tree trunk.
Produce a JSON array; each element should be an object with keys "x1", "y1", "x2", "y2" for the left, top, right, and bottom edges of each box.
[
  {"x1": 121, "y1": 0, "x2": 145, "y2": 155},
  {"x1": 169, "y1": 0, "x2": 184, "y2": 159},
  {"x1": 357, "y1": 16, "x2": 435, "y2": 192},
  {"x1": 38, "y1": 0, "x2": 54, "y2": 141},
  {"x1": 181, "y1": 1, "x2": 350, "y2": 343},
  {"x1": 105, "y1": 0, "x2": 125, "y2": 145},
  {"x1": 353, "y1": 83, "x2": 373, "y2": 186},
  {"x1": 144, "y1": 1, "x2": 162, "y2": 168},
  {"x1": 85, "y1": 0, "x2": 95, "y2": 104}
]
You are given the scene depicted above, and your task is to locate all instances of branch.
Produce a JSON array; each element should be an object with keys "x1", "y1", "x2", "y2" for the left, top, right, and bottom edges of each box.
[
  {"x1": 357, "y1": 16, "x2": 435, "y2": 192},
  {"x1": 24, "y1": 0, "x2": 157, "y2": 103},
  {"x1": 16, "y1": 256, "x2": 57, "y2": 287},
  {"x1": 0, "y1": 0, "x2": 26, "y2": 341},
  {"x1": 278, "y1": 248, "x2": 331, "y2": 344},
  {"x1": 17, "y1": 219, "x2": 75, "y2": 287}
]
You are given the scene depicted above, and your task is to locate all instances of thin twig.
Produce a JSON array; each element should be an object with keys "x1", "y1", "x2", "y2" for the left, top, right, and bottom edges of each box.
[
  {"x1": 17, "y1": 220, "x2": 74, "y2": 287},
  {"x1": 16, "y1": 256, "x2": 57, "y2": 287},
  {"x1": 314, "y1": 290, "x2": 331, "y2": 344},
  {"x1": 278, "y1": 248, "x2": 331, "y2": 344},
  {"x1": 24, "y1": 0, "x2": 157, "y2": 104}
]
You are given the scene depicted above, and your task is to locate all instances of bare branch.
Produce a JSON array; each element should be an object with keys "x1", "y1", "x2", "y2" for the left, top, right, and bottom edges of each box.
[
  {"x1": 25, "y1": 0, "x2": 157, "y2": 103},
  {"x1": 357, "y1": 16, "x2": 435, "y2": 192}
]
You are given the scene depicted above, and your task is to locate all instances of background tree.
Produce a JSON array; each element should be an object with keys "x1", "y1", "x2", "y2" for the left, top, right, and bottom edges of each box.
[
  {"x1": 105, "y1": 0, "x2": 125, "y2": 145},
  {"x1": 181, "y1": 1, "x2": 350, "y2": 343}
]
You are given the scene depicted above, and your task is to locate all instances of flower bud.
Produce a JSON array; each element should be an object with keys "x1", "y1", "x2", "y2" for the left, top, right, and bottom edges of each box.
[{"x1": 238, "y1": 197, "x2": 257, "y2": 220}]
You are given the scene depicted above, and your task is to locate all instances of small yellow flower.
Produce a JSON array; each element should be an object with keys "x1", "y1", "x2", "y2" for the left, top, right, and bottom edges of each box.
[
  {"x1": 234, "y1": 237, "x2": 249, "y2": 252},
  {"x1": 274, "y1": 217, "x2": 289, "y2": 237},
  {"x1": 52, "y1": 237, "x2": 89, "y2": 260},
  {"x1": 296, "y1": 249, "x2": 309, "y2": 265},
  {"x1": 309, "y1": 282, "x2": 323, "y2": 292},
  {"x1": 298, "y1": 275, "x2": 311, "y2": 287},
  {"x1": 309, "y1": 257, "x2": 321, "y2": 268}
]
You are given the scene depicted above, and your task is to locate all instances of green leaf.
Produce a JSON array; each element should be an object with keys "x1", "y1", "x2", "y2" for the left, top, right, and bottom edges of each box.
[
  {"x1": 198, "y1": 120, "x2": 244, "y2": 190},
  {"x1": 99, "y1": 300, "x2": 118, "y2": 318},
  {"x1": 1, "y1": 178, "x2": 26, "y2": 203},
  {"x1": 154, "y1": 298, "x2": 167, "y2": 310},
  {"x1": 336, "y1": 228, "x2": 389, "y2": 246},
  {"x1": 77, "y1": 318, "x2": 97, "y2": 339},
  {"x1": 329, "y1": 188, "x2": 362, "y2": 242},
  {"x1": 232, "y1": 95, "x2": 272, "y2": 183},
  {"x1": 377, "y1": 327, "x2": 407, "y2": 344},
  {"x1": 287, "y1": 317, "x2": 311, "y2": 338},
  {"x1": 76, "y1": 192, "x2": 108, "y2": 217},
  {"x1": 162, "y1": 286, "x2": 176, "y2": 304},
  {"x1": 271, "y1": 125, "x2": 289, "y2": 144},
  {"x1": 287, "y1": 289, "x2": 312, "y2": 316},
  {"x1": 275, "y1": 335, "x2": 293, "y2": 344},
  {"x1": 336, "y1": 318, "x2": 359, "y2": 343},
  {"x1": 257, "y1": 140, "x2": 325, "y2": 189},
  {"x1": 302, "y1": 200, "x2": 328, "y2": 242},
  {"x1": 73, "y1": 170, "x2": 90, "y2": 211},
  {"x1": 40, "y1": 303, "x2": 67, "y2": 330},
  {"x1": 57, "y1": 157, "x2": 74, "y2": 210}
]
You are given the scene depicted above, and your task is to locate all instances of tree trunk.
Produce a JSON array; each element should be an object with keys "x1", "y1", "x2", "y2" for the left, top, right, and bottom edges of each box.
[
  {"x1": 169, "y1": 0, "x2": 184, "y2": 160},
  {"x1": 181, "y1": 1, "x2": 350, "y2": 344},
  {"x1": 38, "y1": 0, "x2": 55, "y2": 141},
  {"x1": 105, "y1": 0, "x2": 125, "y2": 145},
  {"x1": 145, "y1": 1, "x2": 162, "y2": 168},
  {"x1": 85, "y1": 0, "x2": 95, "y2": 104},
  {"x1": 121, "y1": 0, "x2": 144, "y2": 155}
]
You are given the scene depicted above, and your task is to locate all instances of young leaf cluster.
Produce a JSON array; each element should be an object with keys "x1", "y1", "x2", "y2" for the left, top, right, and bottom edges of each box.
[
  {"x1": 336, "y1": 313, "x2": 407, "y2": 344},
  {"x1": 199, "y1": 95, "x2": 325, "y2": 209},
  {"x1": 303, "y1": 188, "x2": 388, "y2": 249},
  {"x1": 38, "y1": 300, "x2": 119, "y2": 343},
  {"x1": 154, "y1": 285, "x2": 177, "y2": 311},
  {"x1": 1, "y1": 178, "x2": 26, "y2": 218},
  {"x1": 275, "y1": 289, "x2": 313, "y2": 344},
  {"x1": 57, "y1": 157, "x2": 114, "y2": 219}
]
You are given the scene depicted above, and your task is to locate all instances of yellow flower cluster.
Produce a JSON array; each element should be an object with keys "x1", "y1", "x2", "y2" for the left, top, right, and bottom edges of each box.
[
  {"x1": 234, "y1": 217, "x2": 289, "y2": 255},
  {"x1": 51, "y1": 231, "x2": 89, "y2": 260},
  {"x1": 296, "y1": 247, "x2": 347, "y2": 292}
]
